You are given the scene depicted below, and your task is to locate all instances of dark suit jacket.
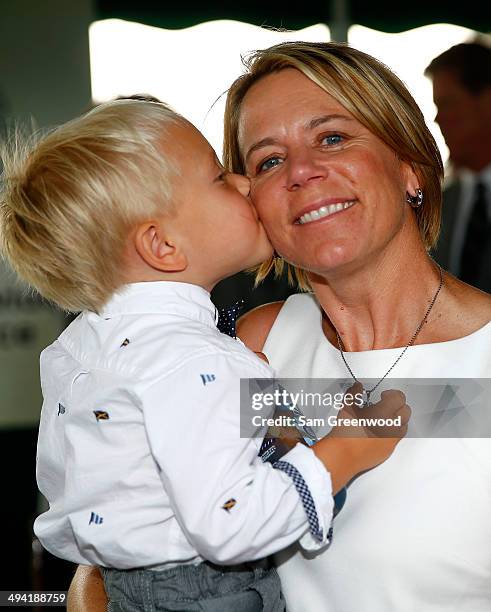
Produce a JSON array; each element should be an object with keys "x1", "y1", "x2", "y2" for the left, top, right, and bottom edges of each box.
[
  {"x1": 432, "y1": 181, "x2": 461, "y2": 271},
  {"x1": 432, "y1": 181, "x2": 491, "y2": 293}
]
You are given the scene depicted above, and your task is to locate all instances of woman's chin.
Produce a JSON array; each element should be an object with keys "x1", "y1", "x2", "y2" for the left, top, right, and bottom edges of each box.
[{"x1": 283, "y1": 244, "x2": 360, "y2": 277}]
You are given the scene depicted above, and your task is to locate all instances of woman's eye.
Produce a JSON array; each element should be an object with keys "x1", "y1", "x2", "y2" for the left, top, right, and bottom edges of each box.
[
  {"x1": 257, "y1": 157, "x2": 282, "y2": 173},
  {"x1": 321, "y1": 134, "x2": 344, "y2": 146}
]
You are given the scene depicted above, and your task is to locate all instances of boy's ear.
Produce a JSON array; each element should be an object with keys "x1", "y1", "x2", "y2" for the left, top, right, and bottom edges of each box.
[{"x1": 134, "y1": 219, "x2": 187, "y2": 273}]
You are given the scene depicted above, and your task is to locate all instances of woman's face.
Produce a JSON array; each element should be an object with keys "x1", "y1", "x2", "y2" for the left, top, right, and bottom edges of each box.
[{"x1": 237, "y1": 68, "x2": 418, "y2": 276}]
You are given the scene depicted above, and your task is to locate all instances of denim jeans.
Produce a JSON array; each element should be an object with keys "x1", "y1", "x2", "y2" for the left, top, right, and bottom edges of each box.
[{"x1": 102, "y1": 560, "x2": 285, "y2": 612}]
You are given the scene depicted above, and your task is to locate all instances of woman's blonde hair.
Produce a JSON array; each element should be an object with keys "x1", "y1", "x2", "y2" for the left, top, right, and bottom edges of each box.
[
  {"x1": 223, "y1": 41, "x2": 444, "y2": 290},
  {"x1": 0, "y1": 99, "x2": 183, "y2": 312}
]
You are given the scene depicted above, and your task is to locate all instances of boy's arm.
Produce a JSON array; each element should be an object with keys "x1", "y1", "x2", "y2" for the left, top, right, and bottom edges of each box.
[
  {"x1": 67, "y1": 566, "x2": 106, "y2": 612},
  {"x1": 142, "y1": 352, "x2": 336, "y2": 563},
  {"x1": 141, "y1": 348, "x2": 409, "y2": 563}
]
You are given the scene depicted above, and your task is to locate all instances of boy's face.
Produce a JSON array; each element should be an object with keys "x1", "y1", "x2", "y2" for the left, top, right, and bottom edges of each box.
[{"x1": 164, "y1": 121, "x2": 273, "y2": 288}]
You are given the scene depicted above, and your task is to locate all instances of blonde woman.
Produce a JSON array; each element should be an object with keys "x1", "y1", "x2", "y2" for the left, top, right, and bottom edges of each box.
[{"x1": 69, "y1": 42, "x2": 491, "y2": 611}]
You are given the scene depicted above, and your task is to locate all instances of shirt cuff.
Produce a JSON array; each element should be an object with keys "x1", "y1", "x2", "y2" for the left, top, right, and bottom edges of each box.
[{"x1": 275, "y1": 443, "x2": 334, "y2": 551}]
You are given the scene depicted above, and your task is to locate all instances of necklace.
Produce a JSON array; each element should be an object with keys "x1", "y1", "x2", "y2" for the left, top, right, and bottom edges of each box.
[{"x1": 335, "y1": 264, "x2": 444, "y2": 407}]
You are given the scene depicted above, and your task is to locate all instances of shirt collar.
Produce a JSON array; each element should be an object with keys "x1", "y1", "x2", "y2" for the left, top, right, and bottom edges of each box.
[{"x1": 99, "y1": 281, "x2": 218, "y2": 329}]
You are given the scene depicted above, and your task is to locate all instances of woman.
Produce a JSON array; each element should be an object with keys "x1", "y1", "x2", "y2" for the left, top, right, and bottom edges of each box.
[{"x1": 69, "y1": 42, "x2": 491, "y2": 611}]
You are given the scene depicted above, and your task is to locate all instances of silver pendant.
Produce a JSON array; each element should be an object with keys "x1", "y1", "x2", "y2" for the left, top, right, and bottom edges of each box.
[{"x1": 361, "y1": 388, "x2": 372, "y2": 408}]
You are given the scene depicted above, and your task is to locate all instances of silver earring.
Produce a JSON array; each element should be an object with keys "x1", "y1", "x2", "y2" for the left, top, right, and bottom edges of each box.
[{"x1": 406, "y1": 188, "x2": 423, "y2": 208}]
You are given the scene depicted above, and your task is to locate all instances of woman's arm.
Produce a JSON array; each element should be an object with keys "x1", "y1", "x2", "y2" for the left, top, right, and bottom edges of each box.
[
  {"x1": 67, "y1": 565, "x2": 106, "y2": 612},
  {"x1": 236, "y1": 301, "x2": 284, "y2": 351}
]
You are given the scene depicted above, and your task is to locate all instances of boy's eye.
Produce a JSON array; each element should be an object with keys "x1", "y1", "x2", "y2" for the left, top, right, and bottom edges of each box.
[
  {"x1": 321, "y1": 134, "x2": 344, "y2": 146},
  {"x1": 257, "y1": 156, "x2": 282, "y2": 174}
]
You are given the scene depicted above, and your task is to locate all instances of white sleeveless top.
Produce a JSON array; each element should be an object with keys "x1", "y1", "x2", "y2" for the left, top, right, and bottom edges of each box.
[{"x1": 264, "y1": 294, "x2": 491, "y2": 612}]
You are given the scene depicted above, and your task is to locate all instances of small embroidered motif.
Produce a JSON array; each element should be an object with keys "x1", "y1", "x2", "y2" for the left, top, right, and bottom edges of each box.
[
  {"x1": 120, "y1": 338, "x2": 130, "y2": 347},
  {"x1": 222, "y1": 498, "x2": 237, "y2": 512},
  {"x1": 93, "y1": 410, "x2": 109, "y2": 421},
  {"x1": 89, "y1": 512, "x2": 104, "y2": 525},
  {"x1": 57, "y1": 403, "x2": 66, "y2": 416},
  {"x1": 200, "y1": 374, "x2": 216, "y2": 385}
]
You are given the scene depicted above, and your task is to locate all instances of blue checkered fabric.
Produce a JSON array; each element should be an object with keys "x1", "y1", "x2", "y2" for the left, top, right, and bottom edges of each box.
[{"x1": 273, "y1": 460, "x2": 324, "y2": 542}]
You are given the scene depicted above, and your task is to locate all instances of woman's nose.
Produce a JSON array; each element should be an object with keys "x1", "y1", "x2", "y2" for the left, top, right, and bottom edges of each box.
[
  {"x1": 286, "y1": 151, "x2": 327, "y2": 191},
  {"x1": 227, "y1": 173, "x2": 251, "y2": 197}
]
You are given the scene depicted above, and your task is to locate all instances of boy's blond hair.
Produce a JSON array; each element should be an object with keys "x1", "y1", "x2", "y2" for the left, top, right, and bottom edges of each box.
[{"x1": 0, "y1": 99, "x2": 183, "y2": 312}]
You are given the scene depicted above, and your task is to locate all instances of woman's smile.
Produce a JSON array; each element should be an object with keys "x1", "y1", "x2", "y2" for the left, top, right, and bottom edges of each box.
[{"x1": 295, "y1": 199, "x2": 357, "y2": 225}]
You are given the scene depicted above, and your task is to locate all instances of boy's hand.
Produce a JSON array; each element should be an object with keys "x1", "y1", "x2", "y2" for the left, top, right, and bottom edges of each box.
[
  {"x1": 312, "y1": 383, "x2": 410, "y2": 493},
  {"x1": 334, "y1": 383, "x2": 410, "y2": 439},
  {"x1": 362, "y1": 389, "x2": 411, "y2": 438}
]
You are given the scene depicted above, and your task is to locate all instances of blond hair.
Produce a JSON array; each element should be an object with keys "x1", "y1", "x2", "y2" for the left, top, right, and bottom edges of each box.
[
  {"x1": 223, "y1": 41, "x2": 444, "y2": 290},
  {"x1": 0, "y1": 99, "x2": 183, "y2": 312}
]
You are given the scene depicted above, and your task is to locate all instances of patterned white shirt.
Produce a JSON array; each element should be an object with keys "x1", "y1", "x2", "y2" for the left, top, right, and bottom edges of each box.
[{"x1": 34, "y1": 281, "x2": 333, "y2": 569}]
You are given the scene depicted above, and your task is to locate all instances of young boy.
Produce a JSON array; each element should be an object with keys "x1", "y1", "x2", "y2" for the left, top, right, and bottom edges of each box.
[{"x1": 0, "y1": 99, "x2": 408, "y2": 611}]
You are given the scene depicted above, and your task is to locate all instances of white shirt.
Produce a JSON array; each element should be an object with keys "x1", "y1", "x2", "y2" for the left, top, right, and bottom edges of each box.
[
  {"x1": 265, "y1": 294, "x2": 491, "y2": 612},
  {"x1": 448, "y1": 164, "x2": 491, "y2": 275},
  {"x1": 34, "y1": 282, "x2": 333, "y2": 569}
]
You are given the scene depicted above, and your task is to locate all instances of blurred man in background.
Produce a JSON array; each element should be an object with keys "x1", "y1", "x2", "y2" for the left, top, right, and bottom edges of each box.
[{"x1": 426, "y1": 41, "x2": 491, "y2": 292}]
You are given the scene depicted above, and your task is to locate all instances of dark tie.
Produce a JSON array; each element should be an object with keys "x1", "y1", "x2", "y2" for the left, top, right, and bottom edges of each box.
[
  {"x1": 460, "y1": 181, "x2": 490, "y2": 285},
  {"x1": 216, "y1": 300, "x2": 244, "y2": 338}
]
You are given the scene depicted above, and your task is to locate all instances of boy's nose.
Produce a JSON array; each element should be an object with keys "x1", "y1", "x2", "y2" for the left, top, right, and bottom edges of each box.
[{"x1": 227, "y1": 173, "x2": 251, "y2": 197}]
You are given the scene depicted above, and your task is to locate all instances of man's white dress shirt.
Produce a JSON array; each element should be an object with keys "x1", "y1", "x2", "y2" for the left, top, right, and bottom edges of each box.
[{"x1": 34, "y1": 282, "x2": 333, "y2": 569}]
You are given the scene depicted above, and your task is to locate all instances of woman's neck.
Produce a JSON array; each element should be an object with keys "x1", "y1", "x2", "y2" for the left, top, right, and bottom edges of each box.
[{"x1": 309, "y1": 249, "x2": 444, "y2": 352}]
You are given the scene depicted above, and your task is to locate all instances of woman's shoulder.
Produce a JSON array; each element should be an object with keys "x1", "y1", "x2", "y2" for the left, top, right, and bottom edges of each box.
[
  {"x1": 439, "y1": 274, "x2": 491, "y2": 340},
  {"x1": 237, "y1": 293, "x2": 319, "y2": 352},
  {"x1": 237, "y1": 301, "x2": 285, "y2": 352}
]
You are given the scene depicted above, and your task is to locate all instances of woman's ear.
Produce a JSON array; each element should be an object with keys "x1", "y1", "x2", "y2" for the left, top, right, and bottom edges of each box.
[
  {"x1": 402, "y1": 161, "x2": 421, "y2": 196},
  {"x1": 134, "y1": 219, "x2": 188, "y2": 273}
]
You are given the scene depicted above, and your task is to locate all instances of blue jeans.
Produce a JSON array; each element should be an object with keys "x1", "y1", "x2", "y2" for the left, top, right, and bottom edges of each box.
[{"x1": 102, "y1": 560, "x2": 285, "y2": 611}]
